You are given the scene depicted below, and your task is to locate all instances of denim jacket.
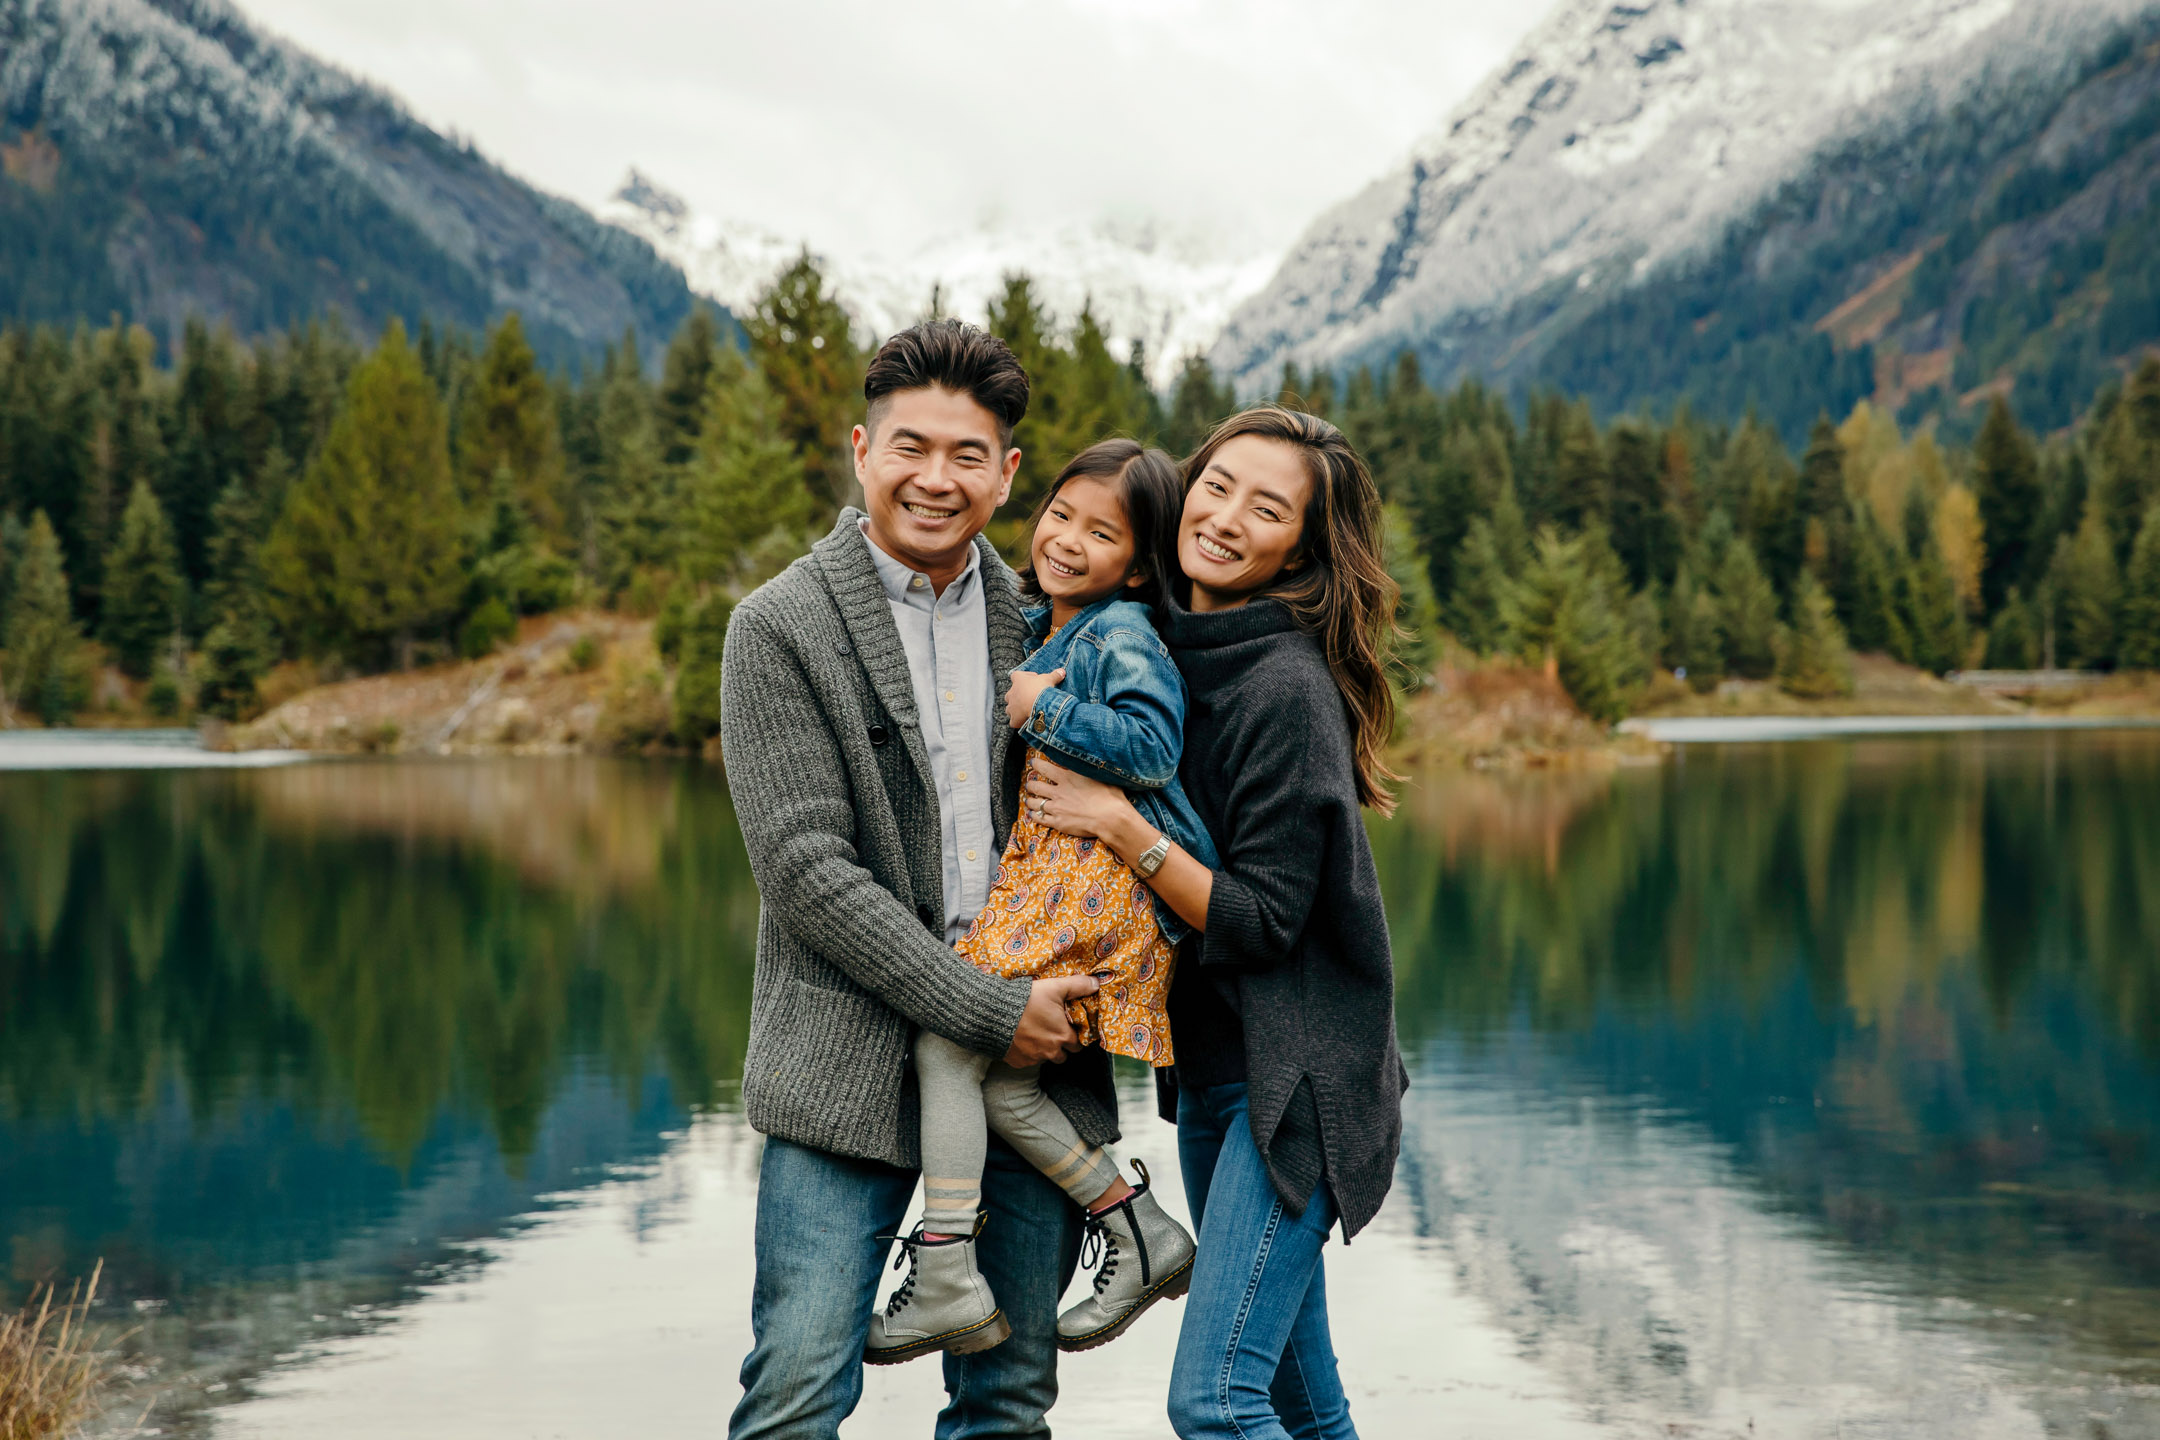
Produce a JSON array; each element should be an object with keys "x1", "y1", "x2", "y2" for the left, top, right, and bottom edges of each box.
[{"x1": 1016, "y1": 596, "x2": 1220, "y2": 944}]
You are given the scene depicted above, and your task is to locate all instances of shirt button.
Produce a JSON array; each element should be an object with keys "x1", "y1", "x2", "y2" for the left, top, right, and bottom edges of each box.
[
  {"x1": 965, "y1": 849, "x2": 978, "y2": 861},
  {"x1": 956, "y1": 771, "x2": 968, "y2": 782},
  {"x1": 910, "y1": 575, "x2": 926, "y2": 590},
  {"x1": 944, "y1": 690, "x2": 956, "y2": 702}
]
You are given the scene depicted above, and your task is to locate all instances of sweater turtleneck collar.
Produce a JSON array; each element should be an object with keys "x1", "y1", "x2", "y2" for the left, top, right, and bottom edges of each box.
[{"x1": 1156, "y1": 590, "x2": 1301, "y2": 691}]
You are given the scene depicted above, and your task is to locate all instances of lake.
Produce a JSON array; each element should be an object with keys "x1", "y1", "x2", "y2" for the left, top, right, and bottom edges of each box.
[{"x1": 4, "y1": 735, "x2": 2158, "y2": 1439}]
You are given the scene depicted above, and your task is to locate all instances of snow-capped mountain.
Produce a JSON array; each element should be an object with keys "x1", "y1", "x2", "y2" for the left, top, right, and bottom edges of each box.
[
  {"x1": 602, "y1": 171, "x2": 1277, "y2": 387},
  {"x1": 1212, "y1": 0, "x2": 2156, "y2": 396},
  {"x1": 0, "y1": 0, "x2": 692, "y2": 359}
]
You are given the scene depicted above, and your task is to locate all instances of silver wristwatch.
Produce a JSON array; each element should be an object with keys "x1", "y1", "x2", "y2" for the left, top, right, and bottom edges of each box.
[{"x1": 1133, "y1": 833, "x2": 1172, "y2": 879}]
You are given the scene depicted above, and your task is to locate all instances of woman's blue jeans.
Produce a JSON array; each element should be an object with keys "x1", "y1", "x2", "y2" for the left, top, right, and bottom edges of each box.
[{"x1": 1169, "y1": 1081, "x2": 1358, "y2": 1440}]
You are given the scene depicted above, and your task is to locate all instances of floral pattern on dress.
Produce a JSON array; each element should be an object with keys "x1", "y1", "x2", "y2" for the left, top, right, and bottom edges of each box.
[{"x1": 955, "y1": 749, "x2": 1177, "y2": 1066}]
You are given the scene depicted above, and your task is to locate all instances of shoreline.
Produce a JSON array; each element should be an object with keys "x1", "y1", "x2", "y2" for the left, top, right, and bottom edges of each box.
[{"x1": 13, "y1": 708, "x2": 2160, "y2": 773}]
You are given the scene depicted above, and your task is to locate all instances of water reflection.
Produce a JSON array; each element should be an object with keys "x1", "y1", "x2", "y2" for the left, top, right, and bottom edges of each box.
[{"x1": 3, "y1": 738, "x2": 2158, "y2": 1436}]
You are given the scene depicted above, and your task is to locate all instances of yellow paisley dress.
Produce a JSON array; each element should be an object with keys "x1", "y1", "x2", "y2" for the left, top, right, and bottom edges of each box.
[{"x1": 956, "y1": 750, "x2": 1176, "y2": 1066}]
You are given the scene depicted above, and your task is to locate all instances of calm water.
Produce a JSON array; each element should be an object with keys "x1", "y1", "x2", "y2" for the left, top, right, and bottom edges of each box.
[{"x1": 5, "y1": 737, "x2": 2159, "y2": 1439}]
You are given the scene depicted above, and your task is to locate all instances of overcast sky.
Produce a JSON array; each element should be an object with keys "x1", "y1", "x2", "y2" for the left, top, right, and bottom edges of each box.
[{"x1": 233, "y1": 0, "x2": 1533, "y2": 260}]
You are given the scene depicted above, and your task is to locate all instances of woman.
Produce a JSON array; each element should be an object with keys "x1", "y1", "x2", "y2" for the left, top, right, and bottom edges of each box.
[{"x1": 1020, "y1": 407, "x2": 1406, "y2": 1440}]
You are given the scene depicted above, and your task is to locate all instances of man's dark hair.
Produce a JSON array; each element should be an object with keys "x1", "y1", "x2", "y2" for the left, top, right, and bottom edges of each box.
[{"x1": 863, "y1": 320, "x2": 1030, "y2": 449}]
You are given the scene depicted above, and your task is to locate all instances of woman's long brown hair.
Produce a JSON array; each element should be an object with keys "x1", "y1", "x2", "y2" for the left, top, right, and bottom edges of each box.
[{"x1": 1181, "y1": 407, "x2": 1402, "y2": 815}]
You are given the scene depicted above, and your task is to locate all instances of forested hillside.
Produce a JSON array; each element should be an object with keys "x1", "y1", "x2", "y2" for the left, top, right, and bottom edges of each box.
[
  {"x1": 1472, "y1": 22, "x2": 2160, "y2": 448},
  {"x1": 0, "y1": 0, "x2": 696, "y2": 365},
  {"x1": 5, "y1": 251, "x2": 2158, "y2": 740}
]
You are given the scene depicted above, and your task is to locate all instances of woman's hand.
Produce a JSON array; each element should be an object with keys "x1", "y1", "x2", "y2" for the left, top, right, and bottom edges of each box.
[
  {"x1": 1024, "y1": 755, "x2": 1214, "y2": 933},
  {"x1": 1005, "y1": 667, "x2": 1065, "y2": 729},
  {"x1": 1021, "y1": 753, "x2": 1139, "y2": 841}
]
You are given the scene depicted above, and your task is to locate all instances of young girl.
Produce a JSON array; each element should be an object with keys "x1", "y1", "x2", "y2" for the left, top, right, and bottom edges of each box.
[{"x1": 865, "y1": 440, "x2": 1217, "y2": 1366}]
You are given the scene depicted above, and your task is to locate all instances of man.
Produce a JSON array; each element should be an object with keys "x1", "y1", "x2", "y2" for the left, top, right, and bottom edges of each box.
[{"x1": 720, "y1": 320, "x2": 1111, "y2": 1439}]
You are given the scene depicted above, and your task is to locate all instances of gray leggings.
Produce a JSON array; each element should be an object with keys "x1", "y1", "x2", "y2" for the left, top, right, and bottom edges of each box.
[{"x1": 915, "y1": 1030, "x2": 1124, "y2": 1231}]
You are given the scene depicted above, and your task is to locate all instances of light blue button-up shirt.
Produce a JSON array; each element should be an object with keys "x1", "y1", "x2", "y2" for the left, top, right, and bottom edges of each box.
[{"x1": 861, "y1": 523, "x2": 998, "y2": 943}]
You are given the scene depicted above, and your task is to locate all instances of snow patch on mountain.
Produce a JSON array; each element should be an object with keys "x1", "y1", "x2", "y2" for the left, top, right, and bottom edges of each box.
[
  {"x1": 602, "y1": 170, "x2": 1277, "y2": 387},
  {"x1": 1211, "y1": 0, "x2": 2157, "y2": 393}
]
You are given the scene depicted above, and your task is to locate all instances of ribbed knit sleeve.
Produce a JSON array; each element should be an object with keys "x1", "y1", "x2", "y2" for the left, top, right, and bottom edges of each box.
[{"x1": 721, "y1": 600, "x2": 1031, "y2": 1058}]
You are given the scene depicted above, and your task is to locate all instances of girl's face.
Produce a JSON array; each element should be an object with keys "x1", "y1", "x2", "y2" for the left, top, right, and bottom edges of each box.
[
  {"x1": 1178, "y1": 434, "x2": 1311, "y2": 612},
  {"x1": 1031, "y1": 475, "x2": 1145, "y2": 613}
]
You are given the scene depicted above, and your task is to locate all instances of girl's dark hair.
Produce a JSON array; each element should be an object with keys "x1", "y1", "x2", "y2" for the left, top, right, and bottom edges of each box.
[
  {"x1": 1180, "y1": 407, "x2": 1402, "y2": 816},
  {"x1": 1014, "y1": 439, "x2": 1184, "y2": 611}
]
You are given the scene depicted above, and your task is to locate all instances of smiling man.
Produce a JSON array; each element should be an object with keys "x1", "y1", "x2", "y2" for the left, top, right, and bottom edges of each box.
[{"x1": 719, "y1": 320, "x2": 1110, "y2": 1439}]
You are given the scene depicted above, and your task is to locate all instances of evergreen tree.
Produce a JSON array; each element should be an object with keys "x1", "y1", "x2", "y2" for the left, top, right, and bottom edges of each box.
[
  {"x1": 70, "y1": 322, "x2": 168, "y2": 615},
  {"x1": 1164, "y1": 355, "x2": 1236, "y2": 457},
  {"x1": 1797, "y1": 414, "x2": 1846, "y2": 521},
  {"x1": 593, "y1": 333, "x2": 673, "y2": 590},
  {"x1": 684, "y1": 360, "x2": 822, "y2": 589},
  {"x1": 195, "y1": 476, "x2": 278, "y2": 718},
  {"x1": 1607, "y1": 420, "x2": 1678, "y2": 590},
  {"x1": 2092, "y1": 357, "x2": 2160, "y2": 564},
  {"x1": 657, "y1": 308, "x2": 720, "y2": 464},
  {"x1": 1712, "y1": 533, "x2": 1780, "y2": 680},
  {"x1": 2046, "y1": 500, "x2": 2121, "y2": 669},
  {"x1": 1896, "y1": 542, "x2": 1965, "y2": 675},
  {"x1": 1972, "y1": 395, "x2": 2040, "y2": 612},
  {"x1": 1546, "y1": 401, "x2": 1608, "y2": 532},
  {"x1": 0, "y1": 512, "x2": 25, "y2": 623},
  {"x1": 670, "y1": 589, "x2": 734, "y2": 744},
  {"x1": 458, "y1": 313, "x2": 569, "y2": 543},
  {"x1": 1777, "y1": 572, "x2": 1855, "y2": 699},
  {"x1": 747, "y1": 253, "x2": 864, "y2": 507},
  {"x1": 167, "y1": 318, "x2": 251, "y2": 592},
  {"x1": 1511, "y1": 526, "x2": 1648, "y2": 722},
  {"x1": 1670, "y1": 569, "x2": 1725, "y2": 692},
  {"x1": 263, "y1": 320, "x2": 464, "y2": 667},
  {"x1": 2, "y1": 510, "x2": 90, "y2": 723},
  {"x1": 1382, "y1": 503, "x2": 1440, "y2": 692},
  {"x1": 1445, "y1": 482, "x2": 1529, "y2": 653},
  {"x1": 99, "y1": 478, "x2": 185, "y2": 679},
  {"x1": 2118, "y1": 503, "x2": 2160, "y2": 670},
  {"x1": 1983, "y1": 589, "x2": 2041, "y2": 670}
]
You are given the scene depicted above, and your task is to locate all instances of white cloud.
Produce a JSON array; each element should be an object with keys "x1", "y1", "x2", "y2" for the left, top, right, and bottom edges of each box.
[{"x1": 231, "y1": 0, "x2": 1533, "y2": 262}]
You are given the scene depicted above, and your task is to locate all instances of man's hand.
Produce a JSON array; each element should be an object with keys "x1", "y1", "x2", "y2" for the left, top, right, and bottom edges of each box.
[
  {"x1": 1003, "y1": 974, "x2": 1098, "y2": 1066},
  {"x1": 1005, "y1": 667, "x2": 1065, "y2": 729}
]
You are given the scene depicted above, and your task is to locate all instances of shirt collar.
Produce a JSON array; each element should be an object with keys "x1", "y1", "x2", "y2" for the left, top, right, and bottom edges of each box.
[{"x1": 860, "y1": 518, "x2": 980, "y2": 605}]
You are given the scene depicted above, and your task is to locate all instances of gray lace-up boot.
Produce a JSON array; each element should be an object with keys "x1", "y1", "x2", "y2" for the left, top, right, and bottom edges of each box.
[
  {"x1": 1056, "y1": 1160, "x2": 1196, "y2": 1352},
  {"x1": 864, "y1": 1222, "x2": 1011, "y2": 1365}
]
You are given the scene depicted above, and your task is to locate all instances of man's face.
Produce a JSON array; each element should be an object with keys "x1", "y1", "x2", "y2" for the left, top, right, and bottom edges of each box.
[{"x1": 853, "y1": 386, "x2": 1020, "y2": 585}]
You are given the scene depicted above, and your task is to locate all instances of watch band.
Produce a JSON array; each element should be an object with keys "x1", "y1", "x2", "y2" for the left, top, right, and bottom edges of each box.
[{"x1": 1133, "y1": 833, "x2": 1172, "y2": 879}]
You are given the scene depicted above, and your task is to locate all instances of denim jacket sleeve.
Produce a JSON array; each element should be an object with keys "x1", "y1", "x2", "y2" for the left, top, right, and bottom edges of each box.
[{"x1": 1023, "y1": 623, "x2": 1185, "y2": 791}]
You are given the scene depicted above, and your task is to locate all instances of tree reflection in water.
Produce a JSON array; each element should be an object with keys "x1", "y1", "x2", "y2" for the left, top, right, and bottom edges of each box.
[
  {"x1": 3, "y1": 737, "x2": 2158, "y2": 1435},
  {"x1": 1375, "y1": 732, "x2": 2160, "y2": 1411}
]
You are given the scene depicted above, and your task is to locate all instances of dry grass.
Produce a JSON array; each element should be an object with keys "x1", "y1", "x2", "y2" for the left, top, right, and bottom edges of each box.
[
  {"x1": 0, "y1": 1264, "x2": 113, "y2": 1440},
  {"x1": 1392, "y1": 660, "x2": 1663, "y2": 770}
]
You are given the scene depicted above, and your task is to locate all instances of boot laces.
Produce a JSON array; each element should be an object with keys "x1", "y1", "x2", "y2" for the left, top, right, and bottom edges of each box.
[
  {"x1": 879, "y1": 1230, "x2": 925, "y2": 1317},
  {"x1": 1079, "y1": 1163, "x2": 1155, "y2": 1295},
  {"x1": 1079, "y1": 1214, "x2": 1122, "y2": 1295}
]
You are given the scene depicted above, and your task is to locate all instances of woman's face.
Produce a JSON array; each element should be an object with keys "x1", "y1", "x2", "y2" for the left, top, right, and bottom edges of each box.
[{"x1": 1178, "y1": 434, "x2": 1312, "y2": 612}]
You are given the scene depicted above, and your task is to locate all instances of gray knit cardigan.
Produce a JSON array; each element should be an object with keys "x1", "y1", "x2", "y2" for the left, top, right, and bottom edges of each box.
[{"x1": 719, "y1": 509, "x2": 1120, "y2": 1167}]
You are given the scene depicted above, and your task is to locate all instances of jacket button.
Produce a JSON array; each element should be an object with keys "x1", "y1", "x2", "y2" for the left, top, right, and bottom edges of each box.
[
  {"x1": 868, "y1": 724, "x2": 889, "y2": 746},
  {"x1": 916, "y1": 903, "x2": 935, "y2": 928}
]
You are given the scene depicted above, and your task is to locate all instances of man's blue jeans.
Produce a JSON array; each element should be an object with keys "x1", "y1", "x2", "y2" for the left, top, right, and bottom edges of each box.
[
  {"x1": 728, "y1": 1131, "x2": 1082, "y2": 1440},
  {"x1": 1168, "y1": 1082, "x2": 1357, "y2": 1440}
]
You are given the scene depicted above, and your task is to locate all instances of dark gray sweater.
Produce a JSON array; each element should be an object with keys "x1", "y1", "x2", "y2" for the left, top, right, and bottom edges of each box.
[{"x1": 1156, "y1": 595, "x2": 1406, "y2": 1239}]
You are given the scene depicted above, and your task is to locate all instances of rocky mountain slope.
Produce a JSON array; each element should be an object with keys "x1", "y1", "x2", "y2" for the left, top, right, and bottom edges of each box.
[
  {"x1": 0, "y1": 0, "x2": 695, "y2": 361},
  {"x1": 602, "y1": 170, "x2": 1275, "y2": 386},
  {"x1": 1215, "y1": 0, "x2": 2160, "y2": 439}
]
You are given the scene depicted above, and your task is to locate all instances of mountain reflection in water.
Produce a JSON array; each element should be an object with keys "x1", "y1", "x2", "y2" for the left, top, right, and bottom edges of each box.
[{"x1": 2, "y1": 737, "x2": 2156, "y2": 1438}]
